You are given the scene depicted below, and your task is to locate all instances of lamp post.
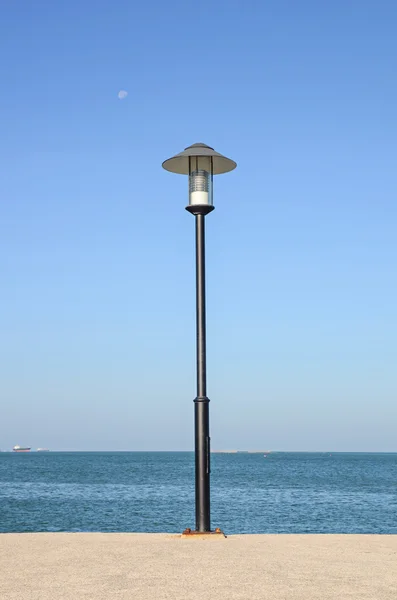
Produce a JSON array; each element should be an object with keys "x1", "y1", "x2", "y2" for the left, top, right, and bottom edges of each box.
[{"x1": 162, "y1": 143, "x2": 236, "y2": 533}]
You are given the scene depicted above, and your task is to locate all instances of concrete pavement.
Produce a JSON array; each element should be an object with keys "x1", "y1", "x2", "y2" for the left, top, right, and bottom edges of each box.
[{"x1": 1, "y1": 533, "x2": 396, "y2": 599}]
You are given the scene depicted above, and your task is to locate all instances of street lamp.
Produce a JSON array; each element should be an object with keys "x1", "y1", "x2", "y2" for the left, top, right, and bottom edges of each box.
[{"x1": 162, "y1": 143, "x2": 237, "y2": 533}]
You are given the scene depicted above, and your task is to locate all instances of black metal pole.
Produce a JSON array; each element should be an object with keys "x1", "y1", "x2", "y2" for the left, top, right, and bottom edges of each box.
[{"x1": 194, "y1": 212, "x2": 210, "y2": 532}]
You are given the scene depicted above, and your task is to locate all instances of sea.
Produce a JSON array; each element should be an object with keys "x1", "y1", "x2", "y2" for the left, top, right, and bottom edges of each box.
[{"x1": 0, "y1": 452, "x2": 396, "y2": 534}]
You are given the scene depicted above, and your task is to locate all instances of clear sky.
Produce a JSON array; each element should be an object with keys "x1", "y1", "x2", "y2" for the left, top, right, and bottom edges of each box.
[{"x1": 1, "y1": 0, "x2": 396, "y2": 452}]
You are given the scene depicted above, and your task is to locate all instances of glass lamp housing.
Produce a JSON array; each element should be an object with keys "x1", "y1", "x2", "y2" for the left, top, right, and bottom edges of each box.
[{"x1": 188, "y1": 156, "x2": 213, "y2": 207}]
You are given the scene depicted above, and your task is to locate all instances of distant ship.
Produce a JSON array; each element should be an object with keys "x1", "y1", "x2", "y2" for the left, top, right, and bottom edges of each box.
[
  {"x1": 37, "y1": 448, "x2": 50, "y2": 452},
  {"x1": 13, "y1": 445, "x2": 31, "y2": 453}
]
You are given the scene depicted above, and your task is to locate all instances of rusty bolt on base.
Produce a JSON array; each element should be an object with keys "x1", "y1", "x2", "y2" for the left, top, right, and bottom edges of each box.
[{"x1": 181, "y1": 527, "x2": 226, "y2": 538}]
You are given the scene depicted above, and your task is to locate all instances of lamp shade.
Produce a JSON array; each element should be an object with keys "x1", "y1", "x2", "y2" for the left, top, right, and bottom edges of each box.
[{"x1": 162, "y1": 143, "x2": 236, "y2": 175}]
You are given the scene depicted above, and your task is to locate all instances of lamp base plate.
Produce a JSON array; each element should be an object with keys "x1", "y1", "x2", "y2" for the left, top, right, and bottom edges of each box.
[{"x1": 181, "y1": 527, "x2": 226, "y2": 538}]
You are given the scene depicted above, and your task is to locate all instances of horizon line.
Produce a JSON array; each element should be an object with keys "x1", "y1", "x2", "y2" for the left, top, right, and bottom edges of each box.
[{"x1": 2, "y1": 449, "x2": 396, "y2": 454}]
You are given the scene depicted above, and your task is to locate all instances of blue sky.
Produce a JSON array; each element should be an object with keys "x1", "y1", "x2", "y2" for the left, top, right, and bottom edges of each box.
[{"x1": 1, "y1": 0, "x2": 396, "y2": 451}]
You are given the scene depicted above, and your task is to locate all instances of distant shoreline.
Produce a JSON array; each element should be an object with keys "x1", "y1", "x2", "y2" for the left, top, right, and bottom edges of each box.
[{"x1": 1, "y1": 449, "x2": 396, "y2": 454}]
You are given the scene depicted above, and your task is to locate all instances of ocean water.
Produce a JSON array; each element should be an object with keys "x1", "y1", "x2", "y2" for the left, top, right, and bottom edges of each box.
[{"x1": 0, "y1": 452, "x2": 396, "y2": 534}]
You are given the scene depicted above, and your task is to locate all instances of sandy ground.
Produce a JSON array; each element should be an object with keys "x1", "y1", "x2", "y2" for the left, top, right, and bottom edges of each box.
[{"x1": 0, "y1": 534, "x2": 396, "y2": 600}]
